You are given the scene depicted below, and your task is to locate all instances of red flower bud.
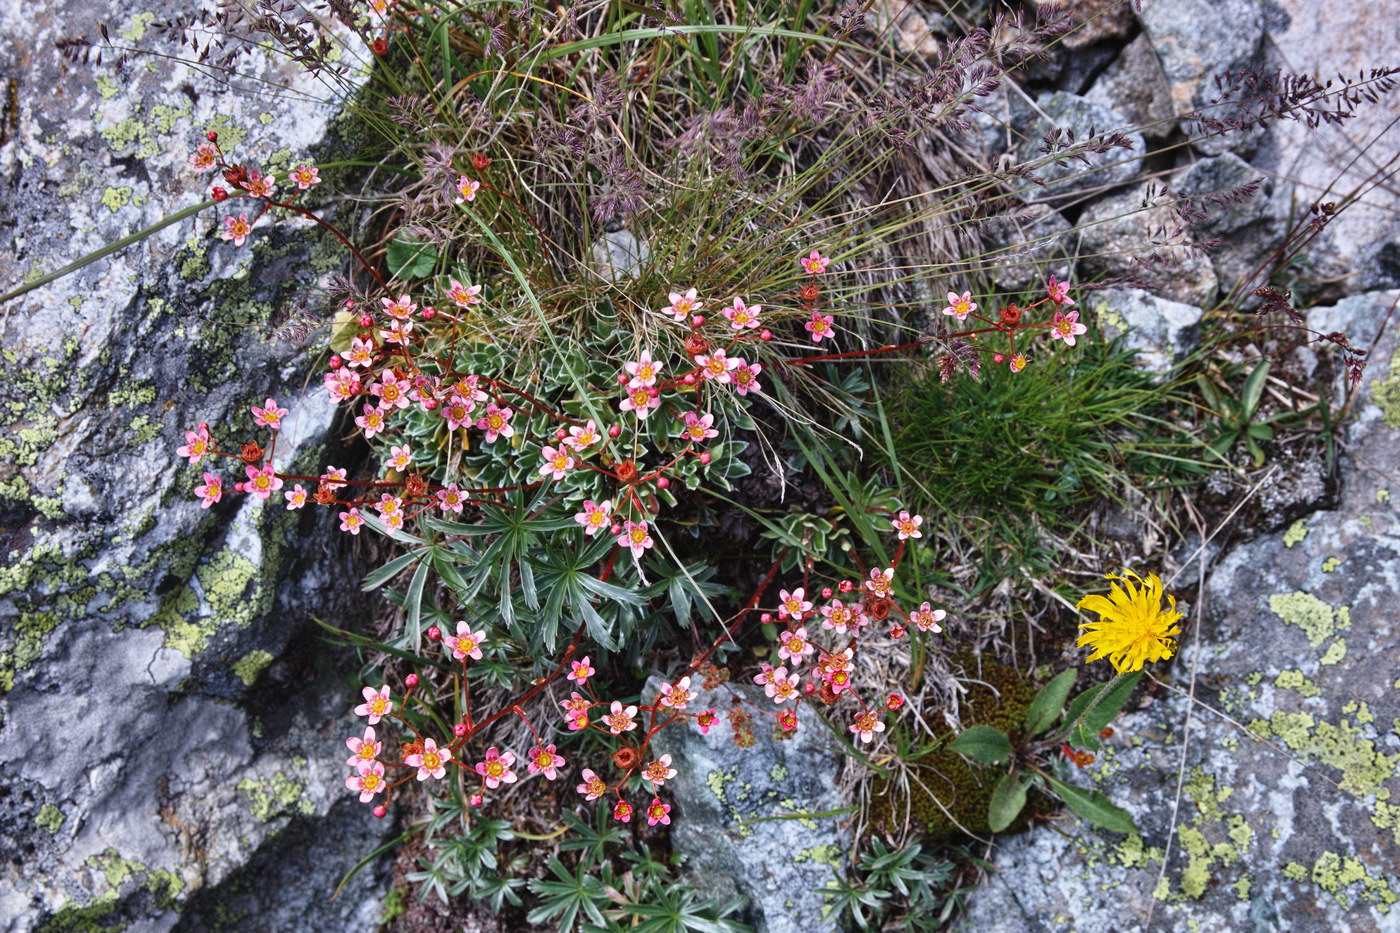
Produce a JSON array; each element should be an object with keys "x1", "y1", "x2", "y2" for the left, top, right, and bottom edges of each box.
[
  {"x1": 838, "y1": 580, "x2": 853, "y2": 593},
  {"x1": 371, "y1": 37, "x2": 388, "y2": 55},
  {"x1": 405, "y1": 673, "x2": 419, "y2": 688},
  {"x1": 656, "y1": 476, "x2": 669, "y2": 489},
  {"x1": 453, "y1": 722, "x2": 468, "y2": 737},
  {"x1": 617, "y1": 372, "x2": 629, "y2": 385},
  {"x1": 471, "y1": 153, "x2": 492, "y2": 171},
  {"x1": 821, "y1": 587, "x2": 833, "y2": 599},
  {"x1": 206, "y1": 130, "x2": 218, "y2": 142},
  {"x1": 760, "y1": 613, "x2": 772, "y2": 623},
  {"x1": 698, "y1": 451, "x2": 711, "y2": 464},
  {"x1": 608, "y1": 425, "x2": 622, "y2": 438},
  {"x1": 421, "y1": 306, "x2": 437, "y2": 320},
  {"x1": 211, "y1": 186, "x2": 228, "y2": 202},
  {"x1": 426, "y1": 626, "x2": 441, "y2": 641},
  {"x1": 760, "y1": 329, "x2": 772, "y2": 341},
  {"x1": 469, "y1": 792, "x2": 484, "y2": 807},
  {"x1": 887, "y1": 693, "x2": 904, "y2": 710},
  {"x1": 372, "y1": 805, "x2": 387, "y2": 818},
  {"x1": 358, "y1": 313, "x2": 373, "y2": 328},
  {"x1": 610, "y1": 524, "x2": 622, "y2": 536}
]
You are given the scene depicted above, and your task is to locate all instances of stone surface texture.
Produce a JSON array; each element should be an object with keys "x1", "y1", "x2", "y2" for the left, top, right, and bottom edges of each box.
[
  {"x1": 965, "y1": 290, "x2": 1400, "y2": 932},
  {"x1": 652, "y1": 679, "x2": 849, "y2": 933},
  {"x1": 0, "y1": 2, "x2": 390, "y2": 930},
  {"x1": 1094, "y1": 288, "x2": 1206, "y2": 376},
  {"x1": 1077, "y1": 184, "x2": 1220, "y2": 307}
]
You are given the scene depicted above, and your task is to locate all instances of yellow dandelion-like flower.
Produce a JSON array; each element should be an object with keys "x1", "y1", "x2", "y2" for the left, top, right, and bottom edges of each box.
[{"x1": 1075, "y1": 570, "x2": 1183, "y2": 674}]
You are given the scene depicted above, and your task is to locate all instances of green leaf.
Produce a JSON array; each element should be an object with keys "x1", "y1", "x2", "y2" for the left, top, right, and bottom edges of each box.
[
  {"x1": 405, "y1": 559, "x2": 430, "y2": 654},
  {"x1": 1241, "y1": 360, "x2": 1271, "y2": 418},
  {"x1": 1043, "y1": 775, "x2": 1137, "y2": 834},
  {"x1": 387, "y1": 236, "x2": 437, "y2": 280},
  {"x1": 1024, "y1": 668, "x2": 1077, "y2": 735},
  {"x1": 988, "y1": 771, "x2": 1030, "y2": 832},
  {"x1": 946, "y1": 725, "x2": 1012, "y2": 765},
  {"x1": 1064, "y1": 671, "x2": 1142, "y2": 749}
]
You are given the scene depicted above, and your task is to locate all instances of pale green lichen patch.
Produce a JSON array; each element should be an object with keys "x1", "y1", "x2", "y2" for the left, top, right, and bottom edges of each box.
[
  {"x1": 1248, "y1": 711, "x2": 1398, "y2": 799},
  {"x1": 793, "y1": 843, "x2": 842, "y2": 867},
  {"x1": 1309, "y1": 851, "x2": 1398, "y2": 912},
  {"x1": 1283, "y1": 519, "x2": 1310, "y2": 547},
  {"x1": 1275, "y1": 669, "x2": 1321, "y2": 698},
  {"x1": 1320, "y1": 639, "x2": 1347, "y2": 666},
  {"x1": 1321, "y1": 556, "x2": 1343, "y2": 573},
  {"x1": 36, "y1": 804, "x2": 65, "y2": 833},
  {"x1": 236, "y1": 773, "x2": 313, "y2": 822},
  {"x1": 769, "y1": 762, "x2": 788, "y2": 782},
  {"x1": 100, "y1": 187, "x2": 132, "y2": 213},
  {"x1": 1268, "y1": 592, "x2": 1347, "y2": 648},
  {"x1": 1372, "y1": 345, "x2": 1400, "y2": 428},
  {"x1": 231, "y1": 650, "x2": 273, "y2": 686}
]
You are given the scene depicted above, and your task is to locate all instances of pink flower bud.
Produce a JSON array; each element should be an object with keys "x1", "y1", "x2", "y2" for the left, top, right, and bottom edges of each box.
[
  {"x1": 608, "y1": 425, "x2": 622, "y2": 438},
  {"x1": 760, "y1": 329, "x2": 772, "y2": 341},
  {"x1": 422, "y1": 399, "x2": 438, "y2": 410},
  {"x1": 206, "y1": 130, "x2": 218, "y2": 142},
  {"x1": 453, "y1": 722, "x2": 468, "y2": 737},
  {"x1": 887, "y1": 693, "x2": 905, "y2": 710},
  {"x1": 328, "y1": 356, "x2": 342, "y2": 370},
  {"x1": 555, "y1": 429, "x2": 567, "y2": 441},
  {"x1": 469, "y1": 793, "x2": 484, "y2": 807},
  {"x1": 372, "y1": 805, "x2": 387, "y2": 818},
  {"x1": 804, "y1": 682, "x2": 817, "y2": 695},
  {"x1": 993, "y1": 354, "x2": 1006, "y2": 363},
  {"x1": 405, "y1": 673, "x2": 419, "y2": 688},
  {"x1": 427, "y1": 626, "x2": 441, "y2": 641},
  {"x1": 760, "y1": 612, "x2": 772, "y2": 623},
  {"x1": 422, "y1": 306, "x2": 437, "y2": 320},
  {"x1": 617, "y1": 372, "x2": 629, "y2": 385},
  {"x1": 821, "y1": 587, "x2": 833, "y2": 599},
  {"x1": 698, "y1": 452, "x2": 711, "y2": 464},
  {"x1": 692, "y1": 315, "x2": 705, "y2": 326},
  {"x1": 682, "y1": 374, "x2": 696, "y2": 385},
  {"x1": 358, "y1": 313, "x2": 373, "y2": 328},
  {"x1": 656, "y1": 477, "x2": 669, "y2": 489},
  {"x1": 838, "y1": 580, "x2": 853, "y2": 593},
  {"x1": 211, "y1": 186, "x2": 228, "y2": 202},
  {"x1": 890, "y1": 625, "x2": 905, "y2": 639},
  {"x1": 610, "y1": 524, "x2": 622, "y2": 536}
]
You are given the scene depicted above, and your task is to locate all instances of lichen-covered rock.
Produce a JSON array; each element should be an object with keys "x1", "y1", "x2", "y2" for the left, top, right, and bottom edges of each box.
[
  {"x1": 965, "y1": 291, "x2": 1400, "y2": 932},
  {"x1": 1016, "y1": 92, "x2": 1145, "y2": 201},
  {"x1": 1093, "y1": 288, "x2": 1205, "y2": 377},
  {"x1": 975, "y1": 202, "x2": 1073, "y2": 293},
  {"x1": 1138, "y1": 0, "x2": 1266, "y2": 156},
  {"x1": 1082, "y1": 34, "x2": 1178, "y2": 142},
  {"x1": 651, "y1": 678, "x2": 849, "y2": 933},
  {"x1": 1077, "y1": 184, "x2": 1219, "y2": 307},
  {"x1": 0, "y1": 1, "x2": 392, "y2": 929}
]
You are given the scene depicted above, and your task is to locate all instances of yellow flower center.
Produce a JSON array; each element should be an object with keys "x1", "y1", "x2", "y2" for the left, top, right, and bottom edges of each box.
[
  {"x1": 362, "y1": 773, "x2": 381, "y2": 790},
  {"x1": 537, "y1": 752, "x2": 553, "y2": 768},
  {"x1": 359, "y1": 744, "x2": 376, "y2": 760},
  {"x1": 488, "y1": 415, "x2": 503, "y2": 430},
  {"x1": 423, "y1": 752, "x2": 441, "y2": 770},
  {"x1": 630, "y1": 528, "x2": 647, "y2": 544},
  {"x1": 487, "y1": 761, "x2": 504, "y2": 777},
  {"x1": 370, "y1": 698, "x2": 386, "y2": 714}
]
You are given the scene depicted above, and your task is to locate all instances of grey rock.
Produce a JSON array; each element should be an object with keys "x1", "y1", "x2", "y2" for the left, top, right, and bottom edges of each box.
[
  {"x1": 1016, "y1": 92, "x2": 1145, "y2": 202},
  {"x1": 1077, "y1": 184, "x2": 1220, "y2": 306},
  {"x1": 976, "y1": 202, "x2": 1074, "y2": 293},
  {"x1": 965, "y1": 290, "x2": 1400, "y2": 933},
  {"x1": 0, "y1": 0, "x2": 392, "y2": 929},
  {"x1": 590, "y1": 230, "x2": 652, "y2": 281},
  {"x1": 1138, "y1": 0, "x2": 1267, "y2": 156},
  {"x1": 652, "y1": 679, "x2": 849, "y2": 933},
  {"x1": 1093, "y1": 288, "x2": 1205, "y2": 376},
  {"x1": 1083, "y1": 34, "x2": 1178, "y2": 142}
]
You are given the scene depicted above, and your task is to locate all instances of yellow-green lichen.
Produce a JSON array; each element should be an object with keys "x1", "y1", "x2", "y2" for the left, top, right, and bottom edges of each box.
[
  {"x1": 1248, "y1": 711, "x2": 1398, "y2": 798},
  {"x1": 236, "y1": 773, "x2": 313, "y2": 822},
  {"x1": 793, "y1": 843, "x2": 842, "y2": 867},
  {"x1": 1282, "y1": 519, "x2": 1310, "y2": 547},
  {"x1": 1268, "y1": 591, "x2": 1346, "y2": 648},
  {"x1": 1275, "y1": 669, "x2": 1320, "y2": 698},
  {"x1": 1320, "y1": 639, "x2": 1347, "y2": 666},
  {"x1": 1309, "y1": 851, "x2": 1398, "y2": 912},
  {"x1": 36, "y1": 804, "x2": 65, "y2": 833},
  {"x1": 1372, "y1": 345, "x2": 1400, "y2": 428},
  {"x1": 118, "y1": 11, "x2": 156, "y2": 41},
  {"x1": 231, "y1": 650, "x2": 273, "y2": 686},
  {"x1": 769, "y1": 762, "x2": 788, "y2": 782},
  {"x1": 1321, "y1": 556, "x2": 1343, "y2": 573}
]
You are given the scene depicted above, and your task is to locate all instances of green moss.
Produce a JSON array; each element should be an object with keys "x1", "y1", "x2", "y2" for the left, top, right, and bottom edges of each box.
[
  {"x1": 36, "y1": 803, "x2": 65, "y2": 833},
  {"x1": 1268, "y1": 591, "x2": 1345, "y2": 648}
]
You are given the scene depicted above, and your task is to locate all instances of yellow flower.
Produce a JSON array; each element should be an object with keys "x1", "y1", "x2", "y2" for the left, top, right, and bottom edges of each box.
[{"x1": 1076, "y1": 571, "x2": 1183, "y2": 674}]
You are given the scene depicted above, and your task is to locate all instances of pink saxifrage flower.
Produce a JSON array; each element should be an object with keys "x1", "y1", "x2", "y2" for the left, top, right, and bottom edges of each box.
[
  {"x1": 696, "y1": 349, "x2": 738, "y2": 383},
  {"x1": 290, "y1": 164, "x2": 321, "y2": 189},
  {"x1": 346, "y1": 761, "x2": 386, "y2": 802},
  {"x1": 577, "y1": 768, "x2": 607, "y2": 800},
  {"x1": 604, "y1": 700, "x2": 639, "y2": 735},
  {"x1": 1046, "y1": 274, "x2": 1075, "y2": 307},
  {"x1": 722, "y1": 297, "x2": 762, "y2": 330},
  {"x1": 474, "y1": 747, "x2": 517, "y2": 789},
  {"x1": 618, "y1": 520, "x2": 654, "y2": 559},
  {"x1": 657, "y1": 676, "x2": 695, "y2": 710},
  {"x1": 243, "y1": 463, "x2": 283, "y2": 501},
  {"x1": 527, "y1": 744, "x2": 566, "y2": 781},
  {"x1": 730, "y1": 359, "x2": 762, "y2": 396},
  {"x1": 680, "y1": 411, "x2": 719, "y2": 443},
  {"x1": 345, "y1": 726, "x2": 382, "y2": 768},
  {"x1": 1009, "y1": 353, "x2": 1028, "y2": 373},
  {"x1": 613, "y1": 799, "x2": 634, "y2": 823},
  {"x1": 477, "y1": 403, "x2": 514, "y2": 442},
  {"x1": 800, "y1": 249, "x2": 830, "y2": 274},
  {"x1": 646, "y1": 797, "x2": 672, "y2": 826},
  {"x1": 244, "y1": 170, "x2": 275, "y2": 199},
  {"x1": 437, "y1": 483, "x2": 465, "y2": 513},
  {"x1": 251, "y1": 398, "x2": 288, "y2": 430},
  {"x1": 891, "y1": 510, "x2": 923, "y2": 540},
  {"x1": 454, "y1": 175, "x2": 481, "y2": 203},
  {"x1": 189, "y1": 143, "x2": 217, "y2": 170},
  {"x1": 910, "y1": 601, "x2": 946, "y2": 633},
  {"x1": 355, "y1": 403, "x2": 388, "y2": 439},
  {"x1": 284, "y1": 483, "x2": 308, "y2": 510},
  {"x1": 565, "y1": 419, "x2": 601, "y2": 451},
  {"x1": 778, "y1": 587, "x2": 812, "y2": 621},
  {"x1": 339, "y1": 508, "x2": 366, "y2": 535},
  {"x1": 539, "y1": 445, "x2": 575, "y2": 482},
  {"x1": 372, "y1": 372, "x2": 412, "y2": 410},
  {"x1": 567, "y1": 656, "x2": 596, "y2": 685},
  {"x1": 575, "y1": 499, "x2": 613, "y2": 536},
  {"x1": 354, "y1": 685, "x2": 392, "y2": 724},
  {"x1": 851, "y1": 709, "x2": 885, "y2": 744},
  {"x1": 1049, "y1": 309, "x2": 1087, "y2": 347},
  {"x1": 177, "y1": 424, "x2": 212, "y2": 464},
  {"x1": 406, "y1": 738, "x2": 451, "y2": 781},
  {"x1": 388, "y1": 444, "x2": 413, "y2": 471},
  {"x1": 447, "y1": 278, "x2": 483, "y2": 307},
  {"x1": 695, "y1": 708, "x2": 718, "y2": 734},
  {"x1": 444, "y1": 622, "x2": 486, "y2": 661},
  {"x1": 642, "y1": 755, "x2": 678, "y2": 787},
  {"x1": 341, "y1": 336, "x2": 375, "y2": 369},
  {"x1": 194, "y1": 472, "x2": 223, "y2": 508},
  {"x1": 661, "y1": 288, "x2": 703, "y2": 322},
  {"x1": 804, "y1": 310, "x2": 835, "y2": 342},
  {"x1": 777, "y1": 626, "x2": 814, "y2": 662},
  {"x1": 619, "y1": 386, "x2": 660, "y2": 420},
  {"x1": 221, "y1": 214, "x2": 253, "y2": 247},
  {"x1": 624, "y1": 350, "x2": 662, "y2": 388},
  {"x1": 942, "y1": 290, "x2": 977, "y2": 322}
]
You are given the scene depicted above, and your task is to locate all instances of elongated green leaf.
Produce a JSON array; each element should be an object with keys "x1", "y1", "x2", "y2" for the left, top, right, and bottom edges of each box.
[
  {"x1": 1241, "y1": 360, "x2": 1271, "y2": 418},
  {"x1": 405, "y1": 559, "x2": 430, "y2": 654},
  {"x1": 1043, "y1": 775, "x2": 1137, "y2": 834},
  {"x1": 988, "y1": 771, "x2": 1030, "y2": 832},
  {"x1": 361, "y1": 548, "x2": 425, "y2": 592},
  {"x1": 947, "y1": 725, "x2": 1012, "y2": 765},
  {"x1": 1063, "y1": 671, "x2": 1142, "y2": 749},
  {"x1": 1024, "y1": 668, "x2": 1078, "y2": 735}
]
